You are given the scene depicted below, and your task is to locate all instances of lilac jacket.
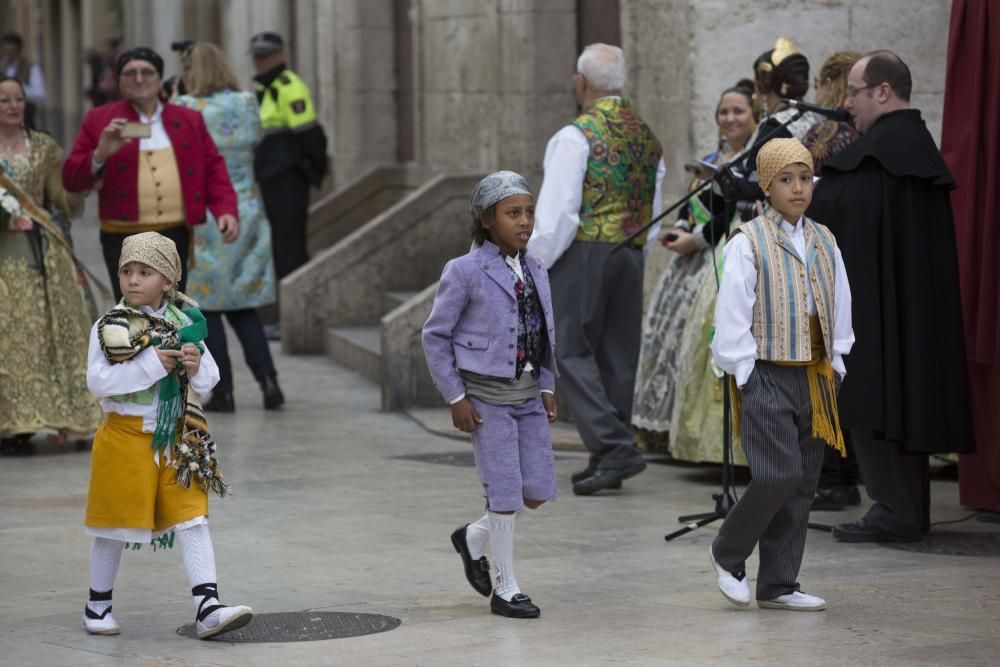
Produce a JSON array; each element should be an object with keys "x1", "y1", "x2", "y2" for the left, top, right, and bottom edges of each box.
[{"x1": 422, "y1": 240, "x2": 558, "y2": 403}]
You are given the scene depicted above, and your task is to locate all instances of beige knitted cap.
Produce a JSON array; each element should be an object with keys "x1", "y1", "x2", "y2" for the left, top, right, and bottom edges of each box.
[
  {"x1": 118, "y1": 231, "x2": 198, "y2": 306},
  {"x1": 119, "y1": 231, "x2": 182, "y2": 284},
  {"x1": 756, "y1": 137, "x2": 814, "y2": 193}
]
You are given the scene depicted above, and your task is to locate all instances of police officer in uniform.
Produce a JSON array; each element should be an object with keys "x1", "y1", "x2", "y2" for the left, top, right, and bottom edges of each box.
[{"x1": 250, "y1": 31, "x2": 328, "y2": 281}]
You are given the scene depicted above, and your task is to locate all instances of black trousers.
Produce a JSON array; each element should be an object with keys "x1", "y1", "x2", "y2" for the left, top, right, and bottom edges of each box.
[
  {"x1": 548, "y1": 241, "x2": 645, "y2": 466},
  {"x1": 853, "y1": 429, "x2": 931, "y2": 538},
  {"x1": 204, "y1": 309, "x2": 276, "y2": 395},
  {"x1": 818, "y1": 429, "x2": 860, "y2": 487},
  {"x1": 100, "y1": 225, "x2": 191, "y2": 302},
  {"x1": 259, "y1": 168, "x2": 310, "y2": 279}
]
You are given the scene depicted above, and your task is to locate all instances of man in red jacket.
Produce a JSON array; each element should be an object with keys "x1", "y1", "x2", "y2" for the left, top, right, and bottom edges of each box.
[{"x1": 63, "y1": 47, "x2": 239, "y2": 301}]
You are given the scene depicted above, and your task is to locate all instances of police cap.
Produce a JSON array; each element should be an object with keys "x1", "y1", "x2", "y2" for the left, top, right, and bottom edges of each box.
[{"x1": 250, "y1": 31, "x2": 284, "y2": 56}]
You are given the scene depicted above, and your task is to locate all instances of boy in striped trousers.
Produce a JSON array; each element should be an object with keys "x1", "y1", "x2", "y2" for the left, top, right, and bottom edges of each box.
[{"x1": 708, "y1": 138, "x2": 854, "y2": 611}]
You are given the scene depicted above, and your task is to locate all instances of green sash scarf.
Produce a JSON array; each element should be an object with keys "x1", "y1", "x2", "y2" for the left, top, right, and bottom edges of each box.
[{"x1": 151, "y1": 305, "x2": 207, "y2": 450}]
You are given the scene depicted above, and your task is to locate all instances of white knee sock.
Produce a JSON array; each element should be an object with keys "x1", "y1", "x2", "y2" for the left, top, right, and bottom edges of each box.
[
  {"x1": 177, "y1": 524, "x2": 219, "y2": 616},
  {"x1": 488, "y1": 511, "x2": 521, "y2": 601},
  {"x1": 87, "y1": 538, "x2": 124, "y2": 614},
  {"x1": 465, "y1": 514, "x2": 490, "y2": 560}
]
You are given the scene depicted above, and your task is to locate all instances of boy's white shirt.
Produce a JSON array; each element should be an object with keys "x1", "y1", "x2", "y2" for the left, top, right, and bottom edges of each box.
[
  {"x1": 85, "y1": 300, "x2": 219, "y2": 543},
  {"x1": 86, "y1": 300, "x2": 220, "y2": 429},
  {"x1": 711, "y1": 214, "x2": 855, "y2": 388}
]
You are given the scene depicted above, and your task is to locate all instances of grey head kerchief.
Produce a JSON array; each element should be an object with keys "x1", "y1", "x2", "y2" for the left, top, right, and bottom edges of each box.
[{"x1": 469, "y1": 170, "x2": 533, "y2": 219}]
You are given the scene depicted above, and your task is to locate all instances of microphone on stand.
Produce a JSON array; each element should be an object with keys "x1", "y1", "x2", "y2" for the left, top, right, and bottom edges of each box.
[{"x1": 781, "y1": 99, "x2": 851, "y2": 123}]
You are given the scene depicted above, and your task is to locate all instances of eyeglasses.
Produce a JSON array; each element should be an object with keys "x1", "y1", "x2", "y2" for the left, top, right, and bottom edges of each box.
[
  {"x1": 121, "y1": 68, "x2": 158, "y2": 80},
  {"x1": 846, "y1": 84, "x2": 876, "y2": 99}
]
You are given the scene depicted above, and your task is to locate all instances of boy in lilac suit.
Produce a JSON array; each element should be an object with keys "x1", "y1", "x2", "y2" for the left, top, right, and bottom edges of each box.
[{"x1": 422, "y1": 171, "x2": 558, "y2": 619}]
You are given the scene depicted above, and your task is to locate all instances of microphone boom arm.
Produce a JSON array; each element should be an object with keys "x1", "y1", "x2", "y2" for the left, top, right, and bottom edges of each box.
[{"x1": 611, "y1": 109, "x2": 807, "y2": 253}]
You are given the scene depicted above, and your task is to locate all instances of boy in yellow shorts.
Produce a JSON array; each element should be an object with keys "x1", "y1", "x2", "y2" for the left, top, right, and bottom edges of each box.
[{"x1": 83, "y1": 231, "x2": 252, "y2": 639}]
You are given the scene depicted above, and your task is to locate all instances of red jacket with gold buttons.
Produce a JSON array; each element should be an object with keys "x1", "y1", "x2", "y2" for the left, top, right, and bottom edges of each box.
[{"x1": 62, "y1": 99, "x2": 237, "y2": 226}]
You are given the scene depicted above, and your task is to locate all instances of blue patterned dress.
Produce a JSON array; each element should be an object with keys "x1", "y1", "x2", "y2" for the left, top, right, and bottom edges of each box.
[{"x1": 175, "y1": 90, "x2": 276, "y2": 310}]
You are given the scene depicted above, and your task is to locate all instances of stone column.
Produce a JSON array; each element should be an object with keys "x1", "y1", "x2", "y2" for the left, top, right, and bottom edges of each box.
[
  {"x1": 308, "y1": 0, "x2": 397, "y2": 188},
  {"x1": 412, "y1": 0, "x2": 576, "y2": 187},
  {"x1": 620, "y1": 0, "x2": 694, "y2": 197},
  {"x1": 123, "y1": 0, "x2": 184, "y2": 57},
  {"x1": 58, "y1": 0, "x2": 82, "y2": 141},
  {"x1": 219, "y1": 0, "x2": 290, "y2": 87}
]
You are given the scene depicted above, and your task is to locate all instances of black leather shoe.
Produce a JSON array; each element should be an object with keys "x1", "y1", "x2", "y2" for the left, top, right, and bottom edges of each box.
[
  {"x1": 571, "y1": 463, "x2": 598, "y2": 484},
  {"x1": 450, "y1": 525, "x2": 492, "y2": 597},
  {"x1": 571, "y1": 462, "x2": 621, "y2": 488},
  {"x1": 490, "y1": 592, "x2": 540, "y2": 618},
  {"x1": 812, "y1": 485, "x2": 864, "y2": 511},
  {"x1": 0, "y1": 435, "x2": 35, "y2": 456},
  {"x1": 572, "y1": 460, "x2": 646, "y2": 496},
  {"x1": 260, "y1": 374, "x2": 285, "y2": 410},
  {"x1": 831, "y1": 519, "x2": 921, "y2": 543},
  {"x1": 203, "y1": 391, "x2": 235, "y2": 413},
  {"x1": 811, "y1": 486, "x2": 849, "y2": 511}
]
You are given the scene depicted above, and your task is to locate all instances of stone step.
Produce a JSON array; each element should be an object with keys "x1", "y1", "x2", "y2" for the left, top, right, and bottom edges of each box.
[
  {"x1": 326, "y1": 326, "x2": 382, "y2": 382},
  {"x1": 382, "y1": 290, "x2": 420, "y2": 315}
]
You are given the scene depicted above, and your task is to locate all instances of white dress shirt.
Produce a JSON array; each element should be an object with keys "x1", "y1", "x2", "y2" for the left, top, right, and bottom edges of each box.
[
  {"x1": 86, "y1": 301, "x2": 220, "y2": 430},
  {"x1": 711, "y1": 215, "x2": 854, "y2": 387},
  {"x1": 529, "y1": 101, "x2": 666, "y2": 269}
]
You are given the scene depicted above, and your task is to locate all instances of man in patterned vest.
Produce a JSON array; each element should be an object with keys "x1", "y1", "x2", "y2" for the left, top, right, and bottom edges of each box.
[{"x1": 529, "y1": 43, "x2": 665, "y2": 496}]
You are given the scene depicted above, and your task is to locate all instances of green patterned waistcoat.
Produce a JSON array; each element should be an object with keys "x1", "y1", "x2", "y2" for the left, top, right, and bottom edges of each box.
[{"x1": 572, "y1": 97, "x2": 663, "y2": 246}]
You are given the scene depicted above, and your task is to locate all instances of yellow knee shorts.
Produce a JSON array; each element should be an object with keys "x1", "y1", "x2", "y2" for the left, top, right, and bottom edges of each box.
[{"x1": 85, "y1": 413, "x2": 208, "y2": 531}]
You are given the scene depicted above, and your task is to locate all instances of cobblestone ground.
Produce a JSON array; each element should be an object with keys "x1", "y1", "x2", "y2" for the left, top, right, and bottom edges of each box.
[{"x1": 1, "y1": 207, "x2": 997, "y2": 666}]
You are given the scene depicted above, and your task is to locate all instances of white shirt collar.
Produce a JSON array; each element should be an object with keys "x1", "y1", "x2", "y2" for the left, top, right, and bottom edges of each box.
[
  {"x1": 132, "y1": 101, "x2": 163, "y2": 124},
  {"x1": 779, "y1": 215, "x2": 804, "y2": 235},
  {"x1": 140, "y1": 301, "x2": 169, "y2": 317},
  {"x1": 503, "y1": 251, "x2": 525, "y2": 282}
]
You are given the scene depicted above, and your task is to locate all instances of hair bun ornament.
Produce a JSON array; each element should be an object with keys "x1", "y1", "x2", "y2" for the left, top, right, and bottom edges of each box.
[{"x1": 771, "y1": 37, "x2": 799, "y2": 67}]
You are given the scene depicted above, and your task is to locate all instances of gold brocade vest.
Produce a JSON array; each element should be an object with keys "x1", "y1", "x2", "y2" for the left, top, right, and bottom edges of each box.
[
  {"x1": 101, "y1": 147, "x2": 185, "y2": 233},
  {"x1": 734, "y1": 207, "x2": 838, "y2": 363},
  {"x1": 572, "y1": 97, "x2": 662, "y2": 246}
]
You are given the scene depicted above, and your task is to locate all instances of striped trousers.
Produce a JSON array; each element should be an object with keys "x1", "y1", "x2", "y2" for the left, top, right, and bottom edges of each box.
[{"x1": 712, "y1": 362, "x2": 825, "y2": 601}]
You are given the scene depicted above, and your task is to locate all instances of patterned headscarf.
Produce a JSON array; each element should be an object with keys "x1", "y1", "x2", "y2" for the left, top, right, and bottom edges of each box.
[
  {"x1": 117, "y1": 47, "x2": 164, "y2": 79},
  {"x1": 756, "y1": 138, "x2": 814, "y2": 193},
  {"x1": 119, "y1": 232, "x2": 196, "y2": 306},
  {"x1": 469, "y1": 170, "x2": 533, "y2": 219}
]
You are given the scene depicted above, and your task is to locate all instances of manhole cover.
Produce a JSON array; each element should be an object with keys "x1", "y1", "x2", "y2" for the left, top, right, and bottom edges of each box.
[
  {"x1": 390, "y1": 450, "x2": 566, "y2": 467},
  {"x1": 878, "y1": 531, "x2": 1000, "y2": 557},
  {"x1": 177, "y1": 611, "x2": 401, "y2": 642}
]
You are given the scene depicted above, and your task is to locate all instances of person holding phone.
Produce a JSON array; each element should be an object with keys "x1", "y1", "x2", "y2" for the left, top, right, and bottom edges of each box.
[
  {"x1": 62, "y1": 46, "x2": 239, "y2": 302},
  {"x1": 632, "y1": 81, "x2": 756, "y2": 457}
]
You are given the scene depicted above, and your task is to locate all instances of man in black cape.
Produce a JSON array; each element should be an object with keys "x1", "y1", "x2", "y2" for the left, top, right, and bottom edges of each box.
[{"x1": 807, "y1": 50, "x2": 974, "y2": 542}]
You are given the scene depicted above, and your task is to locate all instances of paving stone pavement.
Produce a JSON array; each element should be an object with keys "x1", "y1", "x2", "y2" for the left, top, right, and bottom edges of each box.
[{"x1": 1, "y1": 207, "x2": 998, "y2": 666}]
